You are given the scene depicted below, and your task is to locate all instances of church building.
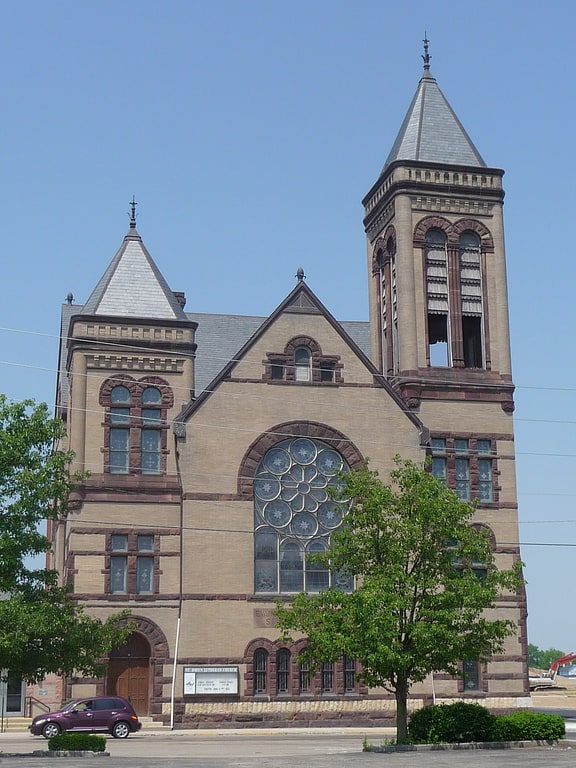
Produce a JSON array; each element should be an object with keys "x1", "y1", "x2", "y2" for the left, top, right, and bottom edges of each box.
[{"x1": 49, "y1": 45, "x2": 529, "y2": 726}]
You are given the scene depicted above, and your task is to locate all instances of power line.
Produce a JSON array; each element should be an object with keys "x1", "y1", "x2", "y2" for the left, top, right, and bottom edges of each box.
[
  {"x1": 2, "y1": 322, "x2": 576, "y2": 395},
  {"x1": 57, "y1": 515, "x2": 576, "y2": 549}
]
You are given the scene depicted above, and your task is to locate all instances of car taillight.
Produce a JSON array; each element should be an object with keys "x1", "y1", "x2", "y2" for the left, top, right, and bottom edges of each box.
[{"x1": 130, "y1": 715, "x2": 138, "y2": 721}]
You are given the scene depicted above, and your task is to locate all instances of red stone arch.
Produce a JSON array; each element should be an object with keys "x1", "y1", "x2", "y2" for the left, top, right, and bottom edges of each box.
[
  {"x1": 371, "y1": 225, "x2": 396, "y2": 274},
  {"x1": 452, "y1": 218, "x2": 494, "y2": 251},
  {"x1": 237, "y1": 421, "x2": 366, "y2": 498},
  {"x1": 105, "y1": 615, "x2": 169, "y2": 716},
  {"x1": 470, "y1": 522, "x2": 497, "y2": 550},
  {"x1": 413, "y1": 215, "x2": 453, "y2": 246}
]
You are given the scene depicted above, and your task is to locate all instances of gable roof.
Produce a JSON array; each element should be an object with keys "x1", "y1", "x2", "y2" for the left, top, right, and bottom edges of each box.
[
  {"x1": 178, "y1": 279, "x2": 426, "y2": 439},
  {"x1": 382, "y1": 65, "x2": 486, "y2": 174},
  {"x1": 82, "y1": 224, "x2": 187, "y2": 320}
]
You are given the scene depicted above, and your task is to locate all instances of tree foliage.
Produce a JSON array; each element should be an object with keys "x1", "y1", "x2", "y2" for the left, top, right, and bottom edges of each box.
[
  {"x1": 0, "y1": 396, "x2": 132, "y2": 683},
  {"x1": 275, "y1": 458, "x2": 524, "y2": 744},
  {"x1": 527, "y1": 643, "x2": 565, "y2": 671}
]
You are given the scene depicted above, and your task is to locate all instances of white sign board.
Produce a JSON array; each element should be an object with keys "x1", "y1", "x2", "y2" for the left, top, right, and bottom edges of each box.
[{"x1": 183, "y1": 666, "x2": 239, "y2": 695}]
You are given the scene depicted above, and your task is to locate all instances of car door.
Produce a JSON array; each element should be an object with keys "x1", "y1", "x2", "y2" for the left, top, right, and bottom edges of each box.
[
  {"x1": 92, "y1": 697, "x2": 126, "y2": 732},
  {"x1": 66, "y1": 700, "x2": 96, "y2": 732}
]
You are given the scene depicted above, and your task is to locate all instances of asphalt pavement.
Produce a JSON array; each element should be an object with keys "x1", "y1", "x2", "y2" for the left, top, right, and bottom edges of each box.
[{"x1": 1, "y1": 727, "x2": 576, "y2": 768}]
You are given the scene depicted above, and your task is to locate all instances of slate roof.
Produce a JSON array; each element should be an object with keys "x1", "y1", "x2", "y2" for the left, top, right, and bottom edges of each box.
[
  {"x1": 57, "y1": 305, "x2": 370, "y2": 407},
  {"x1": 382, "y1": 66, "x2": 486, "y2": 173},
  {"x1": 82, "y1": 225, "x2": 188, "y2": 320},
  {"x1": 187, "y1": 311, "x2": 370, "y2": 398}
]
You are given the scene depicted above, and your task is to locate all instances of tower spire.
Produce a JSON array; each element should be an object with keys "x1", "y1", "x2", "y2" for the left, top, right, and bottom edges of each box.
[
  {"x1": 129, "y1": 196, "x2": 138, "y2": 229},
  {"x1": 422, "y1": 32, "x2": 431, "y2": 71}
]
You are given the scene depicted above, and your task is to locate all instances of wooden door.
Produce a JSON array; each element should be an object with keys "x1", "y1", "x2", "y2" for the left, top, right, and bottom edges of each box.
[{"x1": 107, "y1": 633, "x2": 151, "y2": 715}]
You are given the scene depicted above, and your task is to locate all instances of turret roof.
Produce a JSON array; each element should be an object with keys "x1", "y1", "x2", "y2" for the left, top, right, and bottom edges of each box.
[
  {"x1": 82, "y1": 223, "x2": 187, "y2": 321},
  {"x1": 382, "y1": 46, "x2": 486, "y2": 173}
]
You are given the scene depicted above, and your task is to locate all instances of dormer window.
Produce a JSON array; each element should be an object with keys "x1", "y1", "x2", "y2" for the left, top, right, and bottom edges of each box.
[{"x1": 294, "y1": 347, "x2": 311, "y2": 382}]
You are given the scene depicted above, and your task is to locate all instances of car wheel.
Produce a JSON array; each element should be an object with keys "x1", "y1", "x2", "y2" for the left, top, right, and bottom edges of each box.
[
  {"x1": 111, "y1": 721, "x2": 130, "y2": 739},
  {"x1": 42, "y1": 722, "x2": 61, "y2": 739}
]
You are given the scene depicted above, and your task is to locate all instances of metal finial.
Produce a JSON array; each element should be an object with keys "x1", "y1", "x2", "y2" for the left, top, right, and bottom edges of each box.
[
  {"x1": 66, "y1": 292, "x2": 74, "y2": 304},
  {"x1": 422, "y1": 33, "x2": 431, "y2": 71},
  {"x1": 129, "y1": 196, "x2": 138, "y2": 228},
  {"x1": 296, "y1": 267, "x2": 305, "y2": 282}
]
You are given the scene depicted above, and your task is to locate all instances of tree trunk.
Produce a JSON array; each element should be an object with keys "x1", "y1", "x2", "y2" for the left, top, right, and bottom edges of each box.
[{"x1": 395, "y1": 674, "x2": 409, "y2": 744}]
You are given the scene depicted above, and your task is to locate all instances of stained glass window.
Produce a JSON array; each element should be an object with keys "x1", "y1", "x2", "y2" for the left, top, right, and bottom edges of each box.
[{"x1": 254, "y1": 438, "x2": 352, "y2": 594}]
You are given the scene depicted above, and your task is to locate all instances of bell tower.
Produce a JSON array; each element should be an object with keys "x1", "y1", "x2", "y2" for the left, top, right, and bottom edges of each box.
[{"x1": 362, "y1": 37, "x2": 514, "y2": 413}]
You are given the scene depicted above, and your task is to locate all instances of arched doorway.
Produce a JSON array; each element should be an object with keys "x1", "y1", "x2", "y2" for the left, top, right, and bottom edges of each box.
[{"x1": 106, "y1": 633, "x2": 151, "y2": 715}]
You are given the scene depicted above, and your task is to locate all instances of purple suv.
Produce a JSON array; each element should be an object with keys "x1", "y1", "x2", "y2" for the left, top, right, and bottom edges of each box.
[{"x1": 29, "y1": 696, "x2": 142, "y2": 739}]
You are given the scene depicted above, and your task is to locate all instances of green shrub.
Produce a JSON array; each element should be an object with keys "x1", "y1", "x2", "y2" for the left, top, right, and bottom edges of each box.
[
  {"x1": 47, "y1": 733, "x2": 107, "y2": 752},
  {"x1": 490, "y1": 711, "x2": 565, "y2": 741},
  {"x1": 409, "y1": 702, "x2": 495, "y2": 744}
]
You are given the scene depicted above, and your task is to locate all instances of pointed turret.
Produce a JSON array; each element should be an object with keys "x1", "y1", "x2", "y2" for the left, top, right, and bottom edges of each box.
[
  {"x1": 382, "y1": 34, "x2": 485, "y2": 173},
  {"x1": 58, "y1": 205, "x2": 197, "y2": 472},
  {"x1": 83, "y1": 212, "x2": 186, "y2": 321}
]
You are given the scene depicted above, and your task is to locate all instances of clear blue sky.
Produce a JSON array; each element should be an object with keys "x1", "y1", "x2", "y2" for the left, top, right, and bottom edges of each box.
[{"x1": 1, "y1": 0, "x2": 574, "y2": 653}]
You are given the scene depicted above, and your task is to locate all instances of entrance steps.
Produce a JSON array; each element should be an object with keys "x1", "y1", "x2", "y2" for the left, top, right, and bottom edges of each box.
[
  {"x1": 140, "y1": 716, "x2": 168, "y2": 728},
  {"x1": 0, "y1": 717, "x2": 32, "y2": 732}
]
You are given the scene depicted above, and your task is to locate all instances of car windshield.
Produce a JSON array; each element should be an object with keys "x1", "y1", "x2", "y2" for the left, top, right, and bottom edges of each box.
[{"x1": 61, "y1": 700, "x2": 84, "y2": 713}]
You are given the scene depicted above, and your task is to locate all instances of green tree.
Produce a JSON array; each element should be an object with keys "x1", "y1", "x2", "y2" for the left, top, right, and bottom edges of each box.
[
  {"x1": 528, "y1": 644, "x2": 565, "y2": 671},
  {"x1": 275, "y1": 458, "x2": 524, "y2": 744},
  {"x1": 0, "y1": 396, "x2": 131, "y2": 682}
]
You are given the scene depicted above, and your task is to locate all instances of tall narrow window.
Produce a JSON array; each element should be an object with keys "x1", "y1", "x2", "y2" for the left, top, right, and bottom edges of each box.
[
  {"x1": 477, "y1": 440, "x2": 493, "y2": 503},
  {"x1": 321, "y1": 662, "x2": 334, "y2": 693},
  {"x1": 306, "y1": 540, "x2": 329, "y2": 592},
  {"x1": 425, "y1": 229, "x2": 449, "y2": 366},
  {"x1": 136, "y1": 534, "x2": 154, "y2": 594},
  {"x1": 141, "y1": 387, "x2": 162, "y2": 474},
  {"x1": 343, "y1": 655, "x2": 356, "y2": 692},
  {"x1": 454, "y1": 439, "x2": 470, "y2": 501},
  {"x1": 463, "y1": 660, "x2": 481, "y2": 691},
  {"x1": 431, "y1": 438, "x2": 447, "y2": 484},
  {"x1": 280, "y1": 541, "x2": 304, "y2": 592},
  {"x1": 109, "y1": 386, "x2": 131, "y2": 473},
  {"x1": 299, "y1": 656, "x2": 310, "y2": 693},
  {"x1": 254, "y1": 649, "x2": 268, "y2": 694},
  {"x1": 110, "y1": 535, "x2": 128, "y2": 594},
  {"x1": 294, "y1": 347, "x2": 311, "y2": 382},
  {"x1": 459, "y1": 232, "x2": 484, "y2": 368},
  {"x1": 276, "y1": 649, "x2": 290, "y2": 694}
]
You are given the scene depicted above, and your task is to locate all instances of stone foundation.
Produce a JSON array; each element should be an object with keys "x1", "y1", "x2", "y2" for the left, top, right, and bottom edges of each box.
[{"x1": 160, "y1": 696, "x2": 533, "y2": 728}]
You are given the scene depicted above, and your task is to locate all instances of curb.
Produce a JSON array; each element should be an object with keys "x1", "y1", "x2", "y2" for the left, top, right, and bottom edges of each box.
[{"x1": 367, "y1": 739, "x2": 576, "y2": 753}]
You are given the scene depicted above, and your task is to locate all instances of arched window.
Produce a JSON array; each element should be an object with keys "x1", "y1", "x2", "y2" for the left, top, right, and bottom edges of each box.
[
  {"x1": 254, "y1": 649, "x2": 268, "y2": 694},
  {"x1": 298, "y1": 655, "x2": 310, "y2": 693},
  {"x1": 321, "y1": 662, "x2": 334, "y2": 693},
  {"x1": 254, "y1": 438, "x2": 352, "y2": 594},
  {"x1": 294, "y1": 347, "x2": 311, "y2": 382},
  {"x1": 343, "y1": 655, "x2": 356, "y2": 692},
  {"x1": 109, "y1": 386, "x2": 131, "y2": 473},
  {"x1": 141, "y1": 387, "x2": 162, "y2": 474},
  {"x1": 425, "y1": 228, "x2": 450, "y2": 366},
  {"x1": 276, "y1": 649, "x2": 290, "y2": 694},
  {"x1": 101, "y1": 377, "x2": 173, "y2": 475}
]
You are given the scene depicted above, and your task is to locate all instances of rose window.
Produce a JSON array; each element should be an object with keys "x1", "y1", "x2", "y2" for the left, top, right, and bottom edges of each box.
[{"x1": 254, "y1": 437, "x2": 351, "y2": 593}]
